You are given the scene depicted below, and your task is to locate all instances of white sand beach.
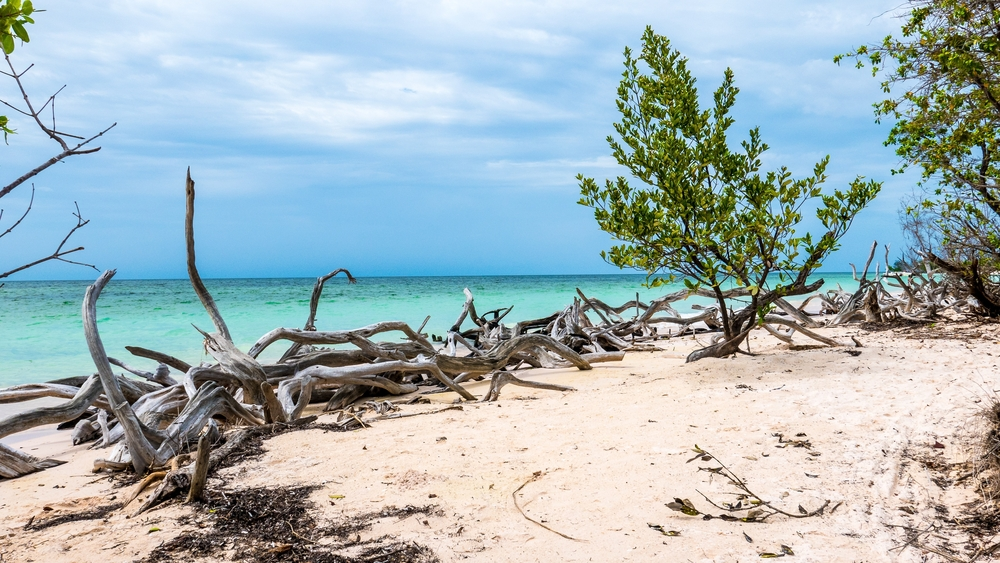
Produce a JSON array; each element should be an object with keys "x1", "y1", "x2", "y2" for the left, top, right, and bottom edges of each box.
[{"x1": 0, "y1": 321, "x2": 996, "y2": 562}]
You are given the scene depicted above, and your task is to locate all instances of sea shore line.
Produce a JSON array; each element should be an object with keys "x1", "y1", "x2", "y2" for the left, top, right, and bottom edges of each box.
[{"x1": 1, "y1": 320, "x2": 996, "y2": 562}]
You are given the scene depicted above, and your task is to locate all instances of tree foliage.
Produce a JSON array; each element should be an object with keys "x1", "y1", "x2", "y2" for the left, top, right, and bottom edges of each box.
[
  {"x1": 836, "y1": 0, "x2": 1000, "y2": 315},
  {"x1": 579, "y1": 27, "x2": 881, "y2": 358},
  {"x1": 0, "y1": 0, "x2": 34, "y2": 140}
]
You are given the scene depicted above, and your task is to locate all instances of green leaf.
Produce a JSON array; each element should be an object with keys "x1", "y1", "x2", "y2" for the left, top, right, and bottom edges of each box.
[
  {"x1": 647, "y1": 523, "x2": 680, "y2": 536},
  {"x1": 665, "y1": 498, "x2": 700, "y2": 516},
  {"x1": 1, "y1": 33, "x2": 14, "y2": 54},
  {"x1": 11, "y1": 21, "x2": 27, "y2": 42}
]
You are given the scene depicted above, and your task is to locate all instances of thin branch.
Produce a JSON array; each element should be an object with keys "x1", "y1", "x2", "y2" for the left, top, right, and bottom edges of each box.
[
  {"x1": 512, "y1": 471, "x2": 585, "y2": 542},
  {"x1": 0, "y1": 121, "x2": 116, "y2": 200},
  {"x1": 0, "y1": 183, "x2": 34, "y2": 240},
  {"x1": 0, "y1": 202, "x2": 98, "y2": 280}
]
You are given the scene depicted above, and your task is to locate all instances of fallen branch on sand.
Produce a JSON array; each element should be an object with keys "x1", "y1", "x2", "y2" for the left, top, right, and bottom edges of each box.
[
  {"x1": 513, "y1": 471, "x2": 585, "y2": 542},
  {"x1": 666, "y1": 446, "x2": 836, "y2": 523}
]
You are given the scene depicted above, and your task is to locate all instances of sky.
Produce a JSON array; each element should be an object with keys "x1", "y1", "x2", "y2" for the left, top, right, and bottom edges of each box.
[{"x1": 0, "y1": 0, "x2": 911, "y2": 280}]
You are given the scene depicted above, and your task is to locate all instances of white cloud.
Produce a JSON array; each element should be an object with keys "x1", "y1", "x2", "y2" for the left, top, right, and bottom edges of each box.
[{"x1": 0, "y1": 0, "x2": 915, "y2": 277}]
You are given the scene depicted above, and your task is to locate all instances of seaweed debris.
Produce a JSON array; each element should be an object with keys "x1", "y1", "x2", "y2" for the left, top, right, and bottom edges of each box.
[{"x1": 140, "y1": 485, "x2": 439, "y2": 563}]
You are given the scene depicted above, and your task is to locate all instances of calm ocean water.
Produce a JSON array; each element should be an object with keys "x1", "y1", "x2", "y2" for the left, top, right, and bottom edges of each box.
[{"x1": 0, "y1": 273, "x2": 859, "y2": 387}]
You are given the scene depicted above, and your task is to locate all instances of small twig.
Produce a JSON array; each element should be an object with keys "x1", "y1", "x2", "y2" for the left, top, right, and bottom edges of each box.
[
  {"x1": 368, "y1": 405, "x2": 463, "y2": 421},
  {"x1": 331, "y1": 409, "x2": 368, "y2": 429},
  {"x1": 0, "y1": 183, "x2": 33, "y2": 239},
  {"x1": 512, "y1": 471, "x2": 585, "y2": 542},
  {"x1": 287, "y1": 520, "x2": 318, "y2": 544}
]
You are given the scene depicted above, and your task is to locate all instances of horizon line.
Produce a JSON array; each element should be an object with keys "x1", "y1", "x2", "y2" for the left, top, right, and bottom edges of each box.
[{"x1": 3, "y1": 271, "x2": 860, "y2": 283}]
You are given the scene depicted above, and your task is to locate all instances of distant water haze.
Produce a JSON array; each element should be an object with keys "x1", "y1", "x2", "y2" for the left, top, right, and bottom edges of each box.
[{"x1": 0, "y1": 273, "x2": 861, "y2": 387}]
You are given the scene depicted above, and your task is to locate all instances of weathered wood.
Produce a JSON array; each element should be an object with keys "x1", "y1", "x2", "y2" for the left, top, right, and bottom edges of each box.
[
  {"x1": 286, "y1": 359, "x2": 469, "y2": 415},
  {"x1": 249, "y1": 321, "x2": 435, "y2": 358},
  {"x1": 481, "y1": 372, "x2": 576, "y2": 402},
  {"x1": 124, "y1": 346, "x2": 192, "y2": 373},
  {"x1": 303, "y1": 268, "x2": 356, "y2": 332},
  {"x1": 260, "y1": 381, "x2": 286, "y2": 424},
  {"x1": 84, "y1": 270, "x2": 161, "y2": 473},
  {"x1": 685, "y1": 328, "x2": 752, "y2": 363},
  {"x1": 0, "y1": 441, "x2": 65, "y2": 479},
  {"x1": 434, "y1": 334, "x2": 592, "y2": 378},
  {"x1": 195, "y1": 326, "x2": 268, "y2": 406},
  {"x1": 109, "y1": 357, "x2": 178, "y2": 387},
  {"x1": 186, "y1": 434, "x2": 211, "y2": 503},
  {"x1": 278, "y1": 268, "x2": 358, "y2": 363},
  {"x1": 85, "y1": 271, "x2": 265, "y2": 474},
  {"x1": 0, "y1": 375, "x2": 107, "y2": 440},
  {"x1": 185, "y1": 168, "x2": 231, "y2": 342},
  {"x1": 772, "y1": 298, "x2": 822, "y2": 328}
]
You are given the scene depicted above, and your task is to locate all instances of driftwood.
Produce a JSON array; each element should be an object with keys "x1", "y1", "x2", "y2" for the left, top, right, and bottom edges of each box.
[
  {"x1": 5, "y1": 186, "x2": 927, "y2": 484},
  {"x1": 0, "y1": 375, "x2": 108, "y2": 440},
  {"x1": 0, "y1": 442, "x2": 65, "y2": 479},
  {"x1": 186, "y1": 435, "x2": 211, "y2": 503},
  {"x1": 481, "y1": 372, "x2": 576, "y2": 402},
  {"x1": 0, "y1": 169, "x2": 629, "y2": 479}
]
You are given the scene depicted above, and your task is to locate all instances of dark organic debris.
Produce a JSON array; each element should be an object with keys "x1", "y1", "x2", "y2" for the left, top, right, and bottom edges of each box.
[
  {"x1": 140, "y1": 485, "x2": 440, "y2": 563},
  {"x1": 23, "y1": 500, "x2": 125, "y2": 531}
]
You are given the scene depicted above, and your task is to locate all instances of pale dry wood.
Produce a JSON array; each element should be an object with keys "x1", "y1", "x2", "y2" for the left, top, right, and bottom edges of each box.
[
  {"x1": 249, "y1": 321, "x2": 435, "y2": 359},
  {"x1": 0, "y1": 441, "x2": 65, "y2": 479},
  {"x1": 186, "y1": 435, "x2": 211, "y2": 503},
  {"x1": 0, "y1": 375, "x2": 108, "y2": 441},
  {"x1": 125, "y1": 346, "x2": 192, "y2": 373},
  {"x1": 109, "y1": 357, "x2": 177, "y2": 387},
  {"x1": 481, "y1": 372, "x2": 576, "y2": 402}
]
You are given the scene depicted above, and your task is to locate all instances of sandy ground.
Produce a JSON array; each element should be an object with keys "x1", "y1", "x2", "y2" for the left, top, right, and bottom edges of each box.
[{"x1": 1, "y1": 321, "x2": 999, "y2": 562}]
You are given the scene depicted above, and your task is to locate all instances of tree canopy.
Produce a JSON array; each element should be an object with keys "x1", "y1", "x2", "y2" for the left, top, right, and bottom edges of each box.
[
  {"x1": 579, "y1": 27, "x2": 881, "y2": 360},
  {"x1": 836, "y1": 0, "x2": 1000, "y2": 315}
]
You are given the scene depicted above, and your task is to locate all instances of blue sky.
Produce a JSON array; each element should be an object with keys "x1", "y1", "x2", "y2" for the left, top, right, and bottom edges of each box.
[{"x1": 0, "y1": 0, "x2": 909, "y2": 279}]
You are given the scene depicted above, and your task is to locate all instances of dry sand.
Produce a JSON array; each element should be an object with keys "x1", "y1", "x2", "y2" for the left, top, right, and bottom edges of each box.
[{"x1": 1, "y1": 321, "x2": 998, "y2": 562}]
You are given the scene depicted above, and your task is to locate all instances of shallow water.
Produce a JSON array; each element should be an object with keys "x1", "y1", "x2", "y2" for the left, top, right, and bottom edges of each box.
[{"x1": 0, "y1": 273, "x2": 859, "y2": 386}]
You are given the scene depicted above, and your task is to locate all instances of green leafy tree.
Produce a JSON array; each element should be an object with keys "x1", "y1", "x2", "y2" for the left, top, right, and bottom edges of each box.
[
  {"x1": 836, "y1": 0, "x2": 1000, "y2": 316},
  {"x1": 579, "y1": 27, "x2": 881, "y2": 361},
  {"x1": 0, "y1": 0, "x2": 35, "y2": 139}
]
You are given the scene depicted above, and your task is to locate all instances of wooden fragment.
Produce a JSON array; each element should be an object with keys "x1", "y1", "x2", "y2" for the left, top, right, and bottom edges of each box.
[
  {"x1": 109, "y1": 357, "x2": 178, "y2": 387},
  {"x1": 762, "y1": 315, "x2": 842, "y2": 347},
  {"x1": 303, "y1": 268, "x2": 356, "y2": 331},
  {"x1": 0, "y1": 375, "x2": 107, "y2": 440},
  {"x1": 481, "y1": 372, "x2": 576, "y2": 402},
  {"x1": 83, "y1": 270, "x2": 160, "y2": 473},
  {"x1": 249, "y1": 321, "x2": 435, "y2": 359},
  {"x1": 186, "y1": 434, "x2": 211, "y2": 503},
  {"x1": 124, "y1": 346, "x2": 192, "y2": 373},
  {"x1": 0, "y1": 442, "x2": 65, "y2": 479}
]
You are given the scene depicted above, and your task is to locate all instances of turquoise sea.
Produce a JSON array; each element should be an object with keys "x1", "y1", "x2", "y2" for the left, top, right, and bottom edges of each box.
[{"x1": 0, "y1": 273, "x2": 860, "y2": 387}]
